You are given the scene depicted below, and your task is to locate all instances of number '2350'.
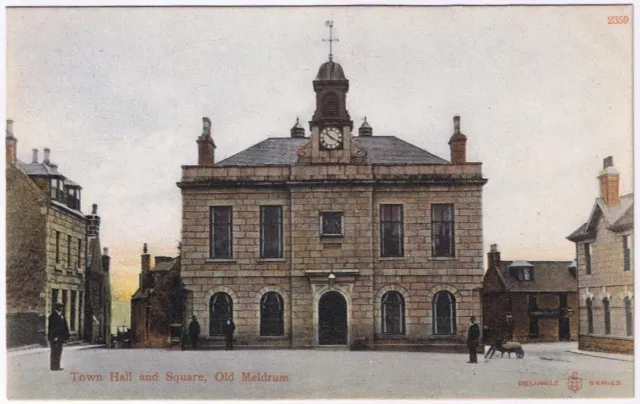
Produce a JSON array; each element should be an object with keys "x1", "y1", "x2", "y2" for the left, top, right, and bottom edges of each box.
[{"x1": 608, "y1": 16, "x2": 629, "y2": 24}]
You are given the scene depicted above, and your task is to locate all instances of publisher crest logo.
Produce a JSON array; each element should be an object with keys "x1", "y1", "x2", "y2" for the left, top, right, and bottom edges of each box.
[{"x1": 567, "y1": 372, "x2": 582, "y2": 393}]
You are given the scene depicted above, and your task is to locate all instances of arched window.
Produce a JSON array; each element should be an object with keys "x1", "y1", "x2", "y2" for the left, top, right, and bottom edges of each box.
[
  {"x1": 625, "y1": 297, "x2": 633, "y2": 337},
  {"x1": 210, "y1": 292, "x2": 232, "y2": 336},
  {"x1": 381, "y1": 291, "x2": 405, "y2": 335},
  {"x1": 603, "y1": 297, "x2": 611, "y2": 335},
  {"x1": 433, "y1": 291, "x2": 456, "y2": 335},
  {"x1": 586, "y1": 298, "x2": 594, "y2": 334},
  {"x1": 322, "y1": 92, "x2": 339, "y2": 117},
  {"x1": 260, "y1": 292, "x2": 284, "y2": 336}
]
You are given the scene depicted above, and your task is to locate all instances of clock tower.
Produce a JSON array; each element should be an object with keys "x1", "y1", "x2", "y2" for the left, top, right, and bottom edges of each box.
[{"x1": 299, "y1": 21, "x2": 365, "y2": 165}]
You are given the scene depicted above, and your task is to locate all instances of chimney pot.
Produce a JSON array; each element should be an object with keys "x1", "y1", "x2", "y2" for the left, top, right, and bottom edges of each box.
[
  {"x1": 603, "y1": 156, "x2": 614, "y2": 169},
  {"x1": 490, "y1": 243, "x2": 498, "y2": 252},
  {"x1": 32, "y1": 148, "x2": 39, "y2": 163},
  {"x1": 453, "y1": 115, "x2": 461, "y2": 134},
  {"x1": 143, "y1": 243, "x2": 148, "y2": 254},
  {"x1": 6, "y1": 119, "x2": 14, "y2": 137},
  {"x1": 43, "y1": 148, "x2": 51, "y2": 164},
  {"x1": 103, "y1": 247, "x2": 109, "y2": 256},
  {"x1": 92, "y1": 204, "x2": 98, "y2": 215},
  {"x1": 202, "y1": 117, "x2": 211, "y2": 135},
  {"x1": 197, "y1": 117, "x2": 216, "y2": 165}
]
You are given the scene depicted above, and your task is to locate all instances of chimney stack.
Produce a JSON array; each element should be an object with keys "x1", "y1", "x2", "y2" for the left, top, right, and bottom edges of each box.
[
  {"x1": 43, "y1": 148, "x2": 51, "y2": 165},
  {"x1": 448, "y1": 115, "x2": 467, "y2": 164},
  {"x1": 87, "y1": 203, "x2": 101, "y2": 238},
  {"x1": 358, "y1": 117, "x2": 373, "y2": 137},
  {"x1": 6, "y1": 119, "x2": 17, "y2": 166},
  {"x1": 487, "y1": 243, "x2": 501, "y2": 269},
  {"x1": 598, "y1": 156, "x2": 620, "y2": 206},
  {"x1": 32, "y1": 149, "x2": 39, "y2": 163},
  {"x1": 290, "y1": 117, "x2": 305, "y2": 138},
  {"x1": 197, "y1": 117, "x2": 216, "y2": 165},
  {"x1": 141, "y1": 243, "x2": 150, "y2": 272}
]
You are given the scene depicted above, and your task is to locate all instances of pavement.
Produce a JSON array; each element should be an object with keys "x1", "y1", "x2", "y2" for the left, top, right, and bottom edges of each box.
[
  {"x1": 7, "y1": 342, "x2": 104, "y2": 358},
  {"x1": 4, "y1": 341, "x2": 635, "y2": 400}
]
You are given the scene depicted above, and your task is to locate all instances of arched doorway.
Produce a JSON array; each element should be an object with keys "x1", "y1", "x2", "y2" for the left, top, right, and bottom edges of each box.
[{"x1": 318, "y1": 291, "x2": 347, "y2": 345}]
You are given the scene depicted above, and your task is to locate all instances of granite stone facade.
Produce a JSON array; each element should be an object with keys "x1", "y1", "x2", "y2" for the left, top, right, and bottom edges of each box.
[
  {"x1": 567, "y1": 156, "x2": 634, "y2": 354},
  {"x1": 178, "y1": 57, "x2": 487, "y2": 351}
]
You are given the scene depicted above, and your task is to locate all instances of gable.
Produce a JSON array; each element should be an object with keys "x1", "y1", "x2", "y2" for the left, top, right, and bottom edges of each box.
[{"x1": 482, "y1": 266, "x2": 506, "y2": 293}]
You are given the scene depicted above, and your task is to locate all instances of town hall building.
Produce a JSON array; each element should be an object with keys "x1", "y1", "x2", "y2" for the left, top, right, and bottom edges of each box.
[{"x1": 177, "y1": 33, "x2": 488, "y2": 350}]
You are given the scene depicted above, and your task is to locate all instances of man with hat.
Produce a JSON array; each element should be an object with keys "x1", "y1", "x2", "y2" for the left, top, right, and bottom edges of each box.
[{"x1": 48, "y1": 302, "x2": 70, "y2": 371}]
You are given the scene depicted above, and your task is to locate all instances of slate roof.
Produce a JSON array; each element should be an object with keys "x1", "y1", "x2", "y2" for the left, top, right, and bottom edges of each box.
[
  {"x1": 215, "y1": 136, "x2": 450, "y2": 166},
  {"x1": 496, "y1": 260, "x2": 577, "y2": 292},
  {"x1": 18, "y1": 160, "x2": 81, "y2": 187},
  {"x1": 568, "y1": 194, "x2": 634, "y2": 239}
]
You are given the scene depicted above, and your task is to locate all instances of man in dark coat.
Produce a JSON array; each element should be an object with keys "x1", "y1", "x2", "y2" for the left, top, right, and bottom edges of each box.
[
  {"x1": 223, "y1": 318, "x2": 235, "y2": 351},
  {"x1": 467, "y1": 316, "x2": 480, "y2": 364},
  {"x1": 48, "y1": 303, "x2": 70, "y2": 371},
  {"x1": 188, "y1": 315, "x2": 201, "y2": 350}
]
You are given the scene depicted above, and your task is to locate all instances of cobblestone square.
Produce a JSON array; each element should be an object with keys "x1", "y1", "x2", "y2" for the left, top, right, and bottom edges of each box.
[{"x1": 5, "y1": 342, "x2": 633, "y2": 400}]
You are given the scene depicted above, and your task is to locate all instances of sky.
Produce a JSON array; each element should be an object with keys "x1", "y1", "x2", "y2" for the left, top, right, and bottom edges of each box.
[{"x1": 4, "y1": 5, "x2": 634, "y2": 301}]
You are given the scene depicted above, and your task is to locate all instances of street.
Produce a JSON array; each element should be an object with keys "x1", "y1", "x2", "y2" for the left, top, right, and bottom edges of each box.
[{"x1": 5, "y1": 342, "x2": 634, "y2": 400}]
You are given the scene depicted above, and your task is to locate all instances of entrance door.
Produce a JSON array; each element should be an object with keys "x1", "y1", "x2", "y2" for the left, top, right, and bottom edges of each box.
[{"x1": 318, "y1": 291, "x2": 347, "y2": 345}]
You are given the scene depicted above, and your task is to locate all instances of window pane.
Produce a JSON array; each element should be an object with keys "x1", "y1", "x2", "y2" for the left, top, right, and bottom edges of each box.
[
  {"x1": 433, "y1": 292, "x2": 456, "y2": 335},
  {"x1": 70, "y1": 291, "x2": 76, "y2": 331},
  {"x1": 432, "y1": 204, "x2": 454, "y2": 257},
  {"x1": 321, "y1": 212, "x2": 342, "y2": 235},
  {"x1": 211, "y1": 207, "x2": 232, "y2": 258},
  {"x1": 260, "y1": 292, "x2": 284, "y2": 336},
  {"x1": 587, "y1": 299, "x2": 594, "y2": 333},
  {"x1": 261, "y1": 206, "x2": 283, "y2": 258},
  {"x1": 381, "y1": 292, "x2": 405, "y2": 335},
  {"x1": 381, "y1": 205, "x2": 403, "y2": 257}
]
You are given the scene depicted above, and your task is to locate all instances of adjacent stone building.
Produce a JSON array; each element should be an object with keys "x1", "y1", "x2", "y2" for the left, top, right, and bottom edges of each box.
[
  {"x1": 482, "y1": 244, "x2": 578, "y2": 343},
  {"x1": 177, "y1": 52, "x2": 488, "y2": 350},
  {"x1": 567, "y1": 156, "x2": 634, "y2": 354},
  {"x1": 130, "y1": 244, "x2": 185, "y2": 348}
]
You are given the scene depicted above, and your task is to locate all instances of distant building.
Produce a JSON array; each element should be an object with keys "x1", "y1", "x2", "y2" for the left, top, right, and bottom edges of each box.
[
  {"x1": 130, "y1": 244, "x2": 185, "y2": 348},
  {"x1": 567, "y1": 156, "x2": 634, "y2": 354},
  {"x1": 482, "y1": 244, "x2": 578, "y2": 343},
  {"x1": 84, "y1": 204, "x2": 112, "y2": 344},
  {"x1": 5, "y1": 119, "x2": 109, "y2": 347},
  {"x1": 177, "y1": 49, "x2": 487, "y2": 351}
]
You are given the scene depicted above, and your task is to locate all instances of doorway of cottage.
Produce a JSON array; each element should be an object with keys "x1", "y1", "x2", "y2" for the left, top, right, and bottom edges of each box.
[{"x1": 318, "y1": 291, "x2": 347, "y2": 345}]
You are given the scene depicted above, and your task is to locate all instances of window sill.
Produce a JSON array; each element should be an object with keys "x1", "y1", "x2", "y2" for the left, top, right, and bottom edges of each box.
[
  {"x1": 429, "y1": 256, "x2": 457, "y2": 261},
  {"x1": 205, "y1": 259, "x2": 236, "y2": 263},
  {"x1": 428, "y1": 335, "x2": 458, "y2": 340},
  {"x1": 259, "y1": 336, "x2": 287, "y2": 340},
  {"x1": 320, "y1": 234, "x2": 344, "y2": 239},
  {"x1": 257, "y1": 258, "x2": 286, "y2": 263},
  {"x1": 379, "y1": 257, "x2": 406, "y2": 261},
  {"x1": 377, "y1": 334, "x2": 407, "y2": 340}
]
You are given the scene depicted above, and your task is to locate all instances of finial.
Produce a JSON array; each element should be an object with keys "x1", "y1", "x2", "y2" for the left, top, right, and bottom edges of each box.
[
  {"x1": 453, "y1": 116, "x2": 461, "y2": 134},
  {"x1": 143, "y1": 243, "x2": 148, "y2": 254},
  {"x1": 323, "y1": 20, "x2": 339, "y2": 62}
]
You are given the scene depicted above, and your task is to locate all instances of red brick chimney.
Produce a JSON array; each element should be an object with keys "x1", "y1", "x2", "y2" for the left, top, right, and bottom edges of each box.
[
  {"x1": 197, "y1": 117, "x2": 216, "y2": 165},
  {"x1": 598, "y1": 156, "x2": 620, "y2": 206},
  {"x1": 5, "y1": 119, "x2": 17, "y2": 166},
  {"x1": 448, "y1": 116, "x2": 467, "y2": 164},
  {"x1": 487, "y1": 243, "x2": 501, "y2": 269}
]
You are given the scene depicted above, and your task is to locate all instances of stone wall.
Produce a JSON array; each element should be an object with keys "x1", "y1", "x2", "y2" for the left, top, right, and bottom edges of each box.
[
  {"x1": 181, "y1": 166, "x2": 484, "y2": 349},
  {"x1": 579, "y1": 334, "x2": 633, "y2": 354}
]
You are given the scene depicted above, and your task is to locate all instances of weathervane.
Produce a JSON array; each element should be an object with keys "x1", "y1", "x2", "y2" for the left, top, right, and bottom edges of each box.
[{"x1": 323, "y1": 20, "x2": 339, "y2": 61}]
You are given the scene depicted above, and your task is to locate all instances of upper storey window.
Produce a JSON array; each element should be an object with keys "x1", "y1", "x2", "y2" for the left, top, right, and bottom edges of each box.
[
  {"x1": 67, "y1": 186, "x2": 81, "y2": 211},
  {"x1": 50, "y1": 178, "x2": 65, "y2": 202},
  {"x1": 210, "y1": 206, "x2": 233, "y2": 259},
  {"x1": 431, "y1": 204, "x2": 455, "y2": 257},
  {"x1": 380, "y1": 204, "x2": 404, "y2": 257}
]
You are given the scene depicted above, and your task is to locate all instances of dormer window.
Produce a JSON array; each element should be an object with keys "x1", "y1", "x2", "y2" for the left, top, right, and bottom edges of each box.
[
  {"x1": 66, "y1": 186, "x2": 81, "y2": 210},
  {"x1": 510, "y1": 260, "x2": 534, "y2": 281},
  {"x1": 50, "y1": 178, "x2": 65, "y2": 202}
]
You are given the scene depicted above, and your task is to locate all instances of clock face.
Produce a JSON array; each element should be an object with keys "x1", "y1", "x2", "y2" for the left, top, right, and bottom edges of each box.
[{"x1": 320, "y1": 127, "x2": 343, "y2": 150}]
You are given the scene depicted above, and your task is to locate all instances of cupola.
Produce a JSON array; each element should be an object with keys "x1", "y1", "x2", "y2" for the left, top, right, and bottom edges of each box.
[
  {"x1": 358, "y1": 117, "x2": 372, "y2": 136},
  {"x1": 290, "y1": 117, "x2": 305, "y2": 138}
]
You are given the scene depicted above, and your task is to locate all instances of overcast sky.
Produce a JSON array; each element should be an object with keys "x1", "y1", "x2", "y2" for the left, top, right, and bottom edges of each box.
[{"x1": 5, "y1": 5, "x2": 633, "y2": 299}]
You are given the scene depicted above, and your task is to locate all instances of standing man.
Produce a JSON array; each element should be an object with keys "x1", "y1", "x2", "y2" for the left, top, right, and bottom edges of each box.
[
  {"x1": 223, "y1": 318, "x2": 235, "y2": 351},
  {"x1": 467, "y1": 316, "x2": 480, "y2": 364},
  {"x1": 48, "y1": 303, "x2": 70, "y2": 371},
  {"x1": 188, "y1": 315, "x2": 201, "y2": 350}
]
